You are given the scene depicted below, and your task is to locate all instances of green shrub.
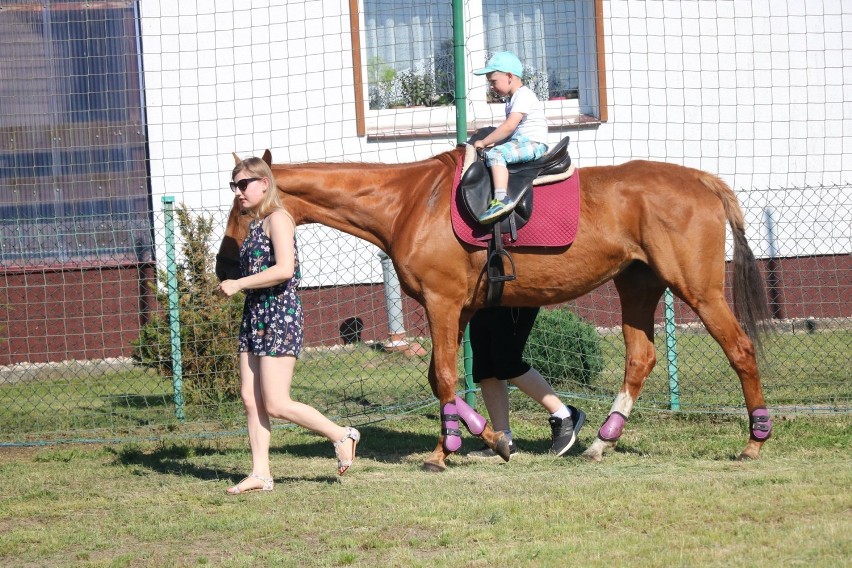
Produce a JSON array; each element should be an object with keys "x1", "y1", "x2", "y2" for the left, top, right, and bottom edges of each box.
[
  {"x1": 523, "y1": 307, "x2": 604, "y2": 387},
  {"x1": 132, "y1": 204, "x2": 244, "y2": 403}
]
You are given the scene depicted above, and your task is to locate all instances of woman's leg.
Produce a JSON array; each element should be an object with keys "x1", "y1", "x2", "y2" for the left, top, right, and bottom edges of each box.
[
  {"x1": 231, "y1": 352, "x2": 272, "y2": 492},
  {"x1": 259, "y1": 355, "x2": 354, "y2": 464}
]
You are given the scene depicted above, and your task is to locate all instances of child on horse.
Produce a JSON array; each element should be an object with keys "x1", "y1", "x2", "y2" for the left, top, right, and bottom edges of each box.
[{"x1": 472, "y1": 51, "x2": 549, "y2": 224}]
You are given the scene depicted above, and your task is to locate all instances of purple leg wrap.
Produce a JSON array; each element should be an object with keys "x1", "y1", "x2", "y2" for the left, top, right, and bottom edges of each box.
[
  {"x1": 749, "y1": 407, "x2": 772, "y2": 441},
  {"x1": 454, "y1": 395, "x2": 486, "y2": 436},
  {"x1": 441, "y1": 402, "x2": 462, "y2": 452},
  {"x1": 598, "y1": 411, "x2": 628, "y2": 442}
]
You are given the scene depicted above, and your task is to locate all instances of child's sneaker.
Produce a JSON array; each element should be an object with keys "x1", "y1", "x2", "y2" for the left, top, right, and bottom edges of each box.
[{"x1": 478, "y1": 197, "x2": 516, "y2": 224}]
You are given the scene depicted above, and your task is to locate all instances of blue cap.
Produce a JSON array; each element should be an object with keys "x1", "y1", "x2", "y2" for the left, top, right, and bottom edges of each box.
[{"x1": 472, "y1": 51, "x2": 523, "y2": 76}]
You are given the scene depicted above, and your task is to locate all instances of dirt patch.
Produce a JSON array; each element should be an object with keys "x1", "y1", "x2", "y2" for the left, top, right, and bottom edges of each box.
[{"x1": 0, "y1": 445, "x2": 42, "y2": 460}]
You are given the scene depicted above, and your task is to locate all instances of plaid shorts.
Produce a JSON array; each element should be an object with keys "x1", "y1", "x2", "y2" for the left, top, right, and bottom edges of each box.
[{"x1": 483, "y1": 135, "x2": 549, "y2": 168}]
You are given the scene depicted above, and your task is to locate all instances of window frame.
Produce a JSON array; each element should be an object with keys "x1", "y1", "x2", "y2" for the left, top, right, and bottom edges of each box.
[{"x1": 349, "y1": 0, "x2": 608, "y2": 139}]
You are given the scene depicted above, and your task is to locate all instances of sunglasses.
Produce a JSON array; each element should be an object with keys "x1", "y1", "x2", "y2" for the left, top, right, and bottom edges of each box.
[{"x1": 229, "y1": 178, "x2": 261, "y2": 192}]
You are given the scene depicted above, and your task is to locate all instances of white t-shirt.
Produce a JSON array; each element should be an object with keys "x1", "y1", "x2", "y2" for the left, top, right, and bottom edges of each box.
[{"x1": 506, "y1": 86, "x2": 548, "y2": 144}]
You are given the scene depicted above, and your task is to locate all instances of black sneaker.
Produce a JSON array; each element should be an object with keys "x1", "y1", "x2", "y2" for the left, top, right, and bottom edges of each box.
[
  {"x1": 468, "y1": 442, "x2": 518, "y2": 459},
  {"x1": 548, "y1": 405, "x2": 586, "y2": 457}
]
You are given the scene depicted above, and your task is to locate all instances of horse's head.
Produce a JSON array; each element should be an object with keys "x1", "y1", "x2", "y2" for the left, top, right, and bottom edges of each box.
[{"x1": 215, "y1": 150, "x2": 275, "y2": 281}]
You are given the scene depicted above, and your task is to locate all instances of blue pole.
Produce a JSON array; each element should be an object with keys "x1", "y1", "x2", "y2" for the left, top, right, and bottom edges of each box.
[
  {"x1": 162, "y1": 196, "x2": 185, "y2": 421},
  {"x1": 664, "y1": 288, "x2": 680, "y2": 411}
]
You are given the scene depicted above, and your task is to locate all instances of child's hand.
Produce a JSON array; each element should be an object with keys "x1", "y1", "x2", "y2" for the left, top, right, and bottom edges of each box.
[{"x1": 473, "y1": 140, "x2": 487, "y2": 150}]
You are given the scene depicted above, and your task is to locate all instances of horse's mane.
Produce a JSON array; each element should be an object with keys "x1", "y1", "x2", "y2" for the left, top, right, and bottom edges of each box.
[{"x1": 269, "y1": 148, "x2": 462, "y2": 171}]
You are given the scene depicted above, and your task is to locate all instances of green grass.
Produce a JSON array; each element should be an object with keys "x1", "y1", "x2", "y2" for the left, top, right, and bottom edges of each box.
[
  {"x1": 0, "y1": 328, "x2": 848, "y2": 443},
  {"x1": 0, "y1": 368, "x2": 174, "y2": 433},
  {"x1": 296, "y1": 342, "x2": 435, "y2": 412},
  {"x1": 553, "y1": 329, "x2": 852, "y2": 411},
  {"x1": 0, "y1": 406, "x2": 849, "y2": 567}
]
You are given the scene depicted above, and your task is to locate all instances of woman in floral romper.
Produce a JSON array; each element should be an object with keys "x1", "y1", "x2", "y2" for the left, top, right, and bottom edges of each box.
[{"x1": 218, "y1": 157, "x2": 360, "y2": 495}]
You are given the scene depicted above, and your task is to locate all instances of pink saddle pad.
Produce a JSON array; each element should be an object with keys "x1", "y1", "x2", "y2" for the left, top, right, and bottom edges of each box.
[{"x1": 450, "y1": 156, "x2": 580, "y2": 248}]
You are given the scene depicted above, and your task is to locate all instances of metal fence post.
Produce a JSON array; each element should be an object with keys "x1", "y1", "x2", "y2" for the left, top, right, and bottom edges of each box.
[
  {"x1": 378, "y1": 251, "x2": 407, "y2": 348},
  {"x1": 162, "y1": 196, "x2": 185, "y2": 421},
  {"x1": 453, "y1": 0, "x2": 476, "y2": 407},
  {"x1": 764, "y1": 207, "x2": 785, "y2": 319},
  {"x1": 664, "y1": 288, "x2": 680, "y2": 411}
]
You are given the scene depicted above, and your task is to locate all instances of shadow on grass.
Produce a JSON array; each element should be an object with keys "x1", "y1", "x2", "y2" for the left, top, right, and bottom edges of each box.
[
  {"x1": 107, "y1": 443, "x2": 228, "y2": 482},
  {"x1": 107, "y1": 424, "x2": 452, "y2": 483}
]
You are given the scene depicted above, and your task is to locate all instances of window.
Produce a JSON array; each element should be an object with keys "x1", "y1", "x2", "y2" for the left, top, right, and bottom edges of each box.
[
  {"x1": 352, "y1": 0, "x2": 606, "y2": 138},
  {"x1": 363, "y1": 2, "x2": 455, "y2": 110},
  {"x1": 0, "y1": 1, "x2": 152, "y2": 266}
]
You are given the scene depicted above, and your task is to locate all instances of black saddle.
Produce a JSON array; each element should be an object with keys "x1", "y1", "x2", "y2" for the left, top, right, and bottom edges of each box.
[
  {"x1": 459, "y1": 127, "x2": 571, "y2": 305},
  {"x1": 461, "y1": 127, "x2": 571, "y2": 237}
]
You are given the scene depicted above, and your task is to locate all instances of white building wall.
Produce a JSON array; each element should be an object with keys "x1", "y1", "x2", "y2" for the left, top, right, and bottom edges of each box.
[{"x1": 139, "y1": 0, "x2": 852, "y2": 286}]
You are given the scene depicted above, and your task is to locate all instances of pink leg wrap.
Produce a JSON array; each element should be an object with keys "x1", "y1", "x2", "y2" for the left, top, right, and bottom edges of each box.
[
  {"x1": 441, "y1": 402, "x2": 462, "y2": 452},
  {"x1": 598, "y1": 411, "x2": 627, "y2": 442},
  {"x1": 454, "y1": 395, "x2": 487, "y2": 436},
  {"x1": 750, "y1": 407, "x2": 772, "y2": 441}
]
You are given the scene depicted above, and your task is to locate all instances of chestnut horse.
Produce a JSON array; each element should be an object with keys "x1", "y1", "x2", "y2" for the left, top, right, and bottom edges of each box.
[{"x1": 217, "y1": 147, "x2": 773, "y2": 471}]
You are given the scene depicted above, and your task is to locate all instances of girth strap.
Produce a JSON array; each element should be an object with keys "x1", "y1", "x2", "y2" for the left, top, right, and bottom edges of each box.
[{"x1": 485, "y1": 235, "x2": 516, "y2": 306}]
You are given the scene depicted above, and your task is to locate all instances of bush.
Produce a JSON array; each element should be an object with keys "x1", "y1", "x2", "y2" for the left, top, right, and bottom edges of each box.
[
  {"x1": 523, "y1": 307, "x2": 604, "y2": 387},
  {"x1": 132, "y1": 204, "x2": 244, "y2": 403}
]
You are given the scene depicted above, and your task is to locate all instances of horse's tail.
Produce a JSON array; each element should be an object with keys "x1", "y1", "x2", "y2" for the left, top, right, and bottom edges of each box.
[{"x1": 699, "y1": 173, "x2": 772, "y2": 352}]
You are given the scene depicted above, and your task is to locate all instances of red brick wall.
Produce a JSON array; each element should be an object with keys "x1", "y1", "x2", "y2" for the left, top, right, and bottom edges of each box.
[
  {"x1": 0, "y1": 254, "x2": 848, "y2": 365},
  {"x1": 0, "y1": 263, "x2": 156, "y2": 366},
  {"x1": 299, "y1": 285, "x2": 429, "y2": 348},
  {"x1": 561, "y1": 254, "x2": 850, "y2": 327}
]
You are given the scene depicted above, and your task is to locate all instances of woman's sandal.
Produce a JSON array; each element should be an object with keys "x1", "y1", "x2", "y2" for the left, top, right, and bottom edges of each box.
[
  {"x1": 334, "y1": 427, "x2": 361, "y2": 476},
  {"x1": 225, "y1": 473, "x2": 274, "y2": 495}
]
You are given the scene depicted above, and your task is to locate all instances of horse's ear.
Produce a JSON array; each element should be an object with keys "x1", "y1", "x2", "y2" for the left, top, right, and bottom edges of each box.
[
  {"x1": 232, "y1": 152, "x2": 241, "y2": 165},
  {"x1": 262, "y1": 149, "x2": 272, "y2": 165}
]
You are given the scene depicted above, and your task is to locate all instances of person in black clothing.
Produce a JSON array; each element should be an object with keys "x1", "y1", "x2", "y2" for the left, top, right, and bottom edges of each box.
[{"x1": 467, "y1": 306, "x2": 585, "y2": 458}]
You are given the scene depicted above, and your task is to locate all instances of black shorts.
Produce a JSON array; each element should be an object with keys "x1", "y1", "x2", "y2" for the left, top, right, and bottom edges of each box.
[{"x1": 469, "y1": 306, "x2": 540, "y2": 383}]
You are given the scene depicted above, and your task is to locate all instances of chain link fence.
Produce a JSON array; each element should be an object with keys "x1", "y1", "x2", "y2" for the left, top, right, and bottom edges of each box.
[
  {"x1": 1, "y1": 189, "x2": 849, "y2": 445},
  {"x1": 1, "y1": 0, "x2": 850, "y2": 446}
]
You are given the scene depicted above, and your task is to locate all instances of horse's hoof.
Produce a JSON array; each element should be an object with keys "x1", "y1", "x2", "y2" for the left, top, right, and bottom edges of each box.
[
  {"x1": 421, "y1": 460, "x2": 447, "y2": 473},
  {"x1": 495, "y1": 435, "x2": 512, "y2": 462},
  {"x1": 581, "y1": 448, "x2": 603, "y2": 463},
  {"x1": 581, "y1": 438, "x2": 611, "y2": 462},
  {"x1": 736, "y1": 440, "x2": 762, "y2": 461}
]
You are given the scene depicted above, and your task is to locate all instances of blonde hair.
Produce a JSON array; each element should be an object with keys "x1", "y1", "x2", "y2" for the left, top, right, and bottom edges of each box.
[{"x1": 231, "y1": 157, "x2": 284, "y2": 219}]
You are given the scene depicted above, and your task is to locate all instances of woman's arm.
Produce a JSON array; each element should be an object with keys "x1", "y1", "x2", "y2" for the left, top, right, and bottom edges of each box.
[{"x1": 217, "y1": 210, "x2": 295, "y2": 297}]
